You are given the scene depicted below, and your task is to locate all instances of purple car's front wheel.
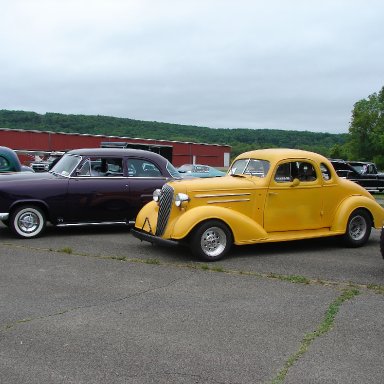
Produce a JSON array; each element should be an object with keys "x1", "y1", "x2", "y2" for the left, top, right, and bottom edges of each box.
[{"x1": 10, "y1": 205, "x2": 46, "y2": 238}]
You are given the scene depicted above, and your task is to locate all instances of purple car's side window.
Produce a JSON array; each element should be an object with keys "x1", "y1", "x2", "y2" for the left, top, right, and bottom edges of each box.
[
  {"x1": 127, "y1": 159, "x2": 161, "y2": 177},
  {"x1": 78, "y1": 160, "x2": 92, "y2": 176},
  {"x1": 78, "y1": 157, "x2": 124, "y2": 177}
]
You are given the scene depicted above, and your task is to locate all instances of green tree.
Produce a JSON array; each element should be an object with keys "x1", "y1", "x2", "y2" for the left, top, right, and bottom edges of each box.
[
  {"x1": 348, "y1": 86, "x2": 384, "y2": 164},
  {"x1": 329, "y1": 144, "x2": 347, "y2": 160}
]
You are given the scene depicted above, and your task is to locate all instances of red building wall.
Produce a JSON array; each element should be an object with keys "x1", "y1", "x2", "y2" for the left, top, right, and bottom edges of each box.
[{"x1": 0, "y1": 128, "x2": 231, "y2": 167}]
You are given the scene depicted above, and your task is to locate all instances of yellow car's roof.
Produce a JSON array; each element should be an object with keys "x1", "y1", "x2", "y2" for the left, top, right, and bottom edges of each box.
[{"x1": 235, "y1": 148, "x2": 329, "y2": 164}]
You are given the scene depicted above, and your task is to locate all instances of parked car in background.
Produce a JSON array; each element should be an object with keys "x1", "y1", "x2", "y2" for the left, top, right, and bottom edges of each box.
[
  {"x1": 178, "y1": 164, "x2": 226, "y2": 178},
  {"x1": 330, "y1": 159, "x2": 384, "y2": 192},
  {"x1": 329, "y1": 159, "x2": 356, "y2": 178},
  {"x1": 0, "y1": 148, "x2": 181, "y2": 238},
  {"x1": 30, "y1": 151, "x2": 65, "y2": 172},
  {"x1": 0, "y1": 146, "x2": 34, "y2": 173},
  {"x1": 348, "y1": 161, "x2": 384, "y2": 176},
  {"x1": 132, "y1": 148, "x2": 384, "y2": 261}
]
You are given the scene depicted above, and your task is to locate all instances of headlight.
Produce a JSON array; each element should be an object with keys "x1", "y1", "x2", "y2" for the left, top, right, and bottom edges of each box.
[
  {"x1": 175, "y1": 193, "x2": 189, "y2": 207},
  {"x1": 153, "y1": 189, "x2": 162, "y2": 202}
]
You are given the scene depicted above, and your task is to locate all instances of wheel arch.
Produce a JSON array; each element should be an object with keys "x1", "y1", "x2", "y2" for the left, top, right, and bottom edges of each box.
[
  {"x1": 168, "y1": 205, "x2": 267, "y2": 245},
  {"x1": 185, "y1": 217, "x2": 234, "y2": 242},
  {"x1": 9, "y1": 200, "x2": 51, "y2": 223},
  {"x1": 330, "y1": 196, "x2": 382, "y2": 233}
]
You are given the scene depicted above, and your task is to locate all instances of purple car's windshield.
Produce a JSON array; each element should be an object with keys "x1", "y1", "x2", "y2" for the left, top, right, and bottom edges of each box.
[{"x1": 50, "y1": 154, "x2": 82, "y2": 177}]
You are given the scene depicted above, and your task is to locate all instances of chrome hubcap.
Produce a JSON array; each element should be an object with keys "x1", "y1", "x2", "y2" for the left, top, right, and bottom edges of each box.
[
  {"x1": 349, "y1": 215, "x2": 367, "y2": 241},
  {"x1": 201, "y1": 227, "x2": 226, "y2": 257},
  {"x1": 18, "y1": 212, "x2": 40, "y2": 233}
]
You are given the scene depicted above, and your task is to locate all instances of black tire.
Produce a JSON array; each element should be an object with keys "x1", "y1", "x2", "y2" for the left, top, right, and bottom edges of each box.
[
  {"x1": 10, "y1": 205, "x2": 46, "y2": 238},
  {"x1": 342, "y1": 208, "x2": 371, "y2": 247},
  {"x1": 190, "y1": 220, "x2": 232, "y2": 261},
  {"x1": 380, "y1": 227, "x2": 384, "y2": 259}
]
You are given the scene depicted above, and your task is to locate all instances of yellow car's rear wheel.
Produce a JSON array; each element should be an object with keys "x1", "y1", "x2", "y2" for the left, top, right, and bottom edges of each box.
[{"x1": 343, "y1": 208, "x2": 371, "y2": 247}]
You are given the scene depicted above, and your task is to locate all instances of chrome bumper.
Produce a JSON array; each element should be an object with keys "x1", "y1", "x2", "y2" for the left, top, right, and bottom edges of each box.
[
  {"x1": 0, "y1": 213, "x2": 9, "y2": 221},
  {"x1": 131, "y1": 228, "x2": 179, "y2": 247}
]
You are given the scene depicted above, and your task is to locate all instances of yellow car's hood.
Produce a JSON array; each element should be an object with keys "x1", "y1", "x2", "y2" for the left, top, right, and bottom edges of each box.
[{"x1": 168, "y1": 174, "x2": 266, "y2": 194}]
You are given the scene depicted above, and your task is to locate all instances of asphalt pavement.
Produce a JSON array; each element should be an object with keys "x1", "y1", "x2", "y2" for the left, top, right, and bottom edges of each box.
[{"x1": 0, "y1": 223, "x2": 383, "y2": 383}]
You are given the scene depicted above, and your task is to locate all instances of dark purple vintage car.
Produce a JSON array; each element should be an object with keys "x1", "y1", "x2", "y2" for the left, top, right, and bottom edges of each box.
[{"x1": 0, "y1": 148, "x2": 181, "y2": 238}]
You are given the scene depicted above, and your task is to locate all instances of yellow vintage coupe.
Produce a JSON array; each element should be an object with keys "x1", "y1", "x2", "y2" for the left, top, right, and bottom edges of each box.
[{"x1": 132, "y1": 149, "x2": 384, "y2": 261}]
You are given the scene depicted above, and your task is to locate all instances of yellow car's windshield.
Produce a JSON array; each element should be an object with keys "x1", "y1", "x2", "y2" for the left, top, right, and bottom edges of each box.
[{"x1": 230, "y1": 158, "x2": 270, "y2": 177}]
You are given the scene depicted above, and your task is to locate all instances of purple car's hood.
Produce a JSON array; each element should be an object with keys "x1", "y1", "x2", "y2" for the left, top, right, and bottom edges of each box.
[{"x1": 0, "y1": 171, "x2": 65, "y2": 183}]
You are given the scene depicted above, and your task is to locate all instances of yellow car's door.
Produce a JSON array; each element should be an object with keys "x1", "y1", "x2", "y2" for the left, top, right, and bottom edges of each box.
[{"x1": 264, "y1": 160, "x2": 324, "y2": 232}]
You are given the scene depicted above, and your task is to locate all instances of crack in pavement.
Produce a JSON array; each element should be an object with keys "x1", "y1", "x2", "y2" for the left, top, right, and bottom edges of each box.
[
  {"x1": 1, "y1": 241, "x2": 383, "y2": 293},
  {"x1": 0, "y1": 277, "x2": 183, "y2": 333}
]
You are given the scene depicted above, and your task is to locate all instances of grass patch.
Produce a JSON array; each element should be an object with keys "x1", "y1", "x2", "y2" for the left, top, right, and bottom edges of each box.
[
  {"x1": 268, "y1": 273, "x2": 311, "y2": 285},
  {"x1": 58, "y1": 247, "x2": 73, "y2": 254},
  {"x1": 271, "y1": 288, "x2": 360, "y2": 384},
  {"x1": 111, "y1": 256, "x2": 127, "y2": 261},
  {"x1": 367, "y1": 284, "x2": 384, "y2": 294},
  {"x1": 211, "y1": 265, "x2": 225, "y2": 272},
  {"x1": 144, "y1": 258, "x2": 160, "y2": 265}
]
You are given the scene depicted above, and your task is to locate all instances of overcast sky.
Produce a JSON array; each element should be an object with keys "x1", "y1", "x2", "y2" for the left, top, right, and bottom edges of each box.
[{"x1": 1, "y1": 0, "x2": 383, "y2": 134}]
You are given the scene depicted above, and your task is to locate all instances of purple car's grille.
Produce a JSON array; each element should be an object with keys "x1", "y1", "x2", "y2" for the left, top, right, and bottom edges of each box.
[{"x1": 155, "y1": 184, "x2": 174, "y2": 236}]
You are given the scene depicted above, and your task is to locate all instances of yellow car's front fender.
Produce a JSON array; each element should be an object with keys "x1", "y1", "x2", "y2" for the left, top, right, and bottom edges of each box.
[
  {"x1": 167, "y1": 205, "x2": 267, "y2": 245},
  {"x1": 331, "y1": 195, "x2": 384, "y2": 232},
  {"x1": 134, "y1": 201, "x2": 159, "y2": 234}
]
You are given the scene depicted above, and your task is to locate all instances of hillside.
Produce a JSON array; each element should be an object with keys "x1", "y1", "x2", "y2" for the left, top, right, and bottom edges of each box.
[{"x1": 0, "y1": 109, "x2": 348, "y2": 158}]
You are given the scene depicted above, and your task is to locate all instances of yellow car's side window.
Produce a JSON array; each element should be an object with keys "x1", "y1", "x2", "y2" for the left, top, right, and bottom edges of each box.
[
  {"x1": 274, "y1": 161, "x2": 317, "y2": 183},
  {"x1": 320, "y1": 163, "x2": 331, "y2": 180},
  {"x1": 297, "y1": 162, "x2": 316, "y2": 181},
  {"x1": 274, "y1": 162, "x2": 292, "y2": 182}
]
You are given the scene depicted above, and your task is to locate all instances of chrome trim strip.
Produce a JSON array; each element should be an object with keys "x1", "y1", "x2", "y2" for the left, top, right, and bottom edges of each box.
[
  {"x1": 56, "y1": 221, "x2": 130, "y2": 227},
  {"x1": 0, "y1": 213, "x2": 9, "y2": 220},
  {"x1": 196, "y1": 193, "x2": 251, "y2": 198},
  {"x1": 207, "y1": 199, "x2": 250, "y2": 204}
]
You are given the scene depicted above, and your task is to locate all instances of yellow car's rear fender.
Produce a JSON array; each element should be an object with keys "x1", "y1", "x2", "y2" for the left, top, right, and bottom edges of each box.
[
  {"x1": 331, "y1": 195, "x2": 384, "y2": 232},
  {"x1": 168, "y1": 206, "x2": 267, "y2": 244}
]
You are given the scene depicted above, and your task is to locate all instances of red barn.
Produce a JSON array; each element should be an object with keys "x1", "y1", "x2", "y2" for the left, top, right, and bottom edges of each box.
[{"x1": 0, "y1": 128, "x2": 231, "y2": 168}]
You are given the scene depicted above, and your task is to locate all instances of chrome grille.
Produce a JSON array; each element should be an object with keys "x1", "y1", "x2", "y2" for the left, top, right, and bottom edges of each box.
[{"x1": 156, "y1": 184, "x2": 174, "y2": 236}]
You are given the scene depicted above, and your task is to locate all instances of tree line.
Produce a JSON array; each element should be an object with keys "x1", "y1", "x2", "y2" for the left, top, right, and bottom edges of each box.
[
  {"x1": 0, "y1": 109, "x2": 348, "y2": 159},
  {"x1": 0, "y1": 86, "x2": 383, "y2": 165}
]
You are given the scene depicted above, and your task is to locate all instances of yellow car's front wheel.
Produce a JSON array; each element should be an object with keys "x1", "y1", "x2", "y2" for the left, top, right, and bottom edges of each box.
[{"x1": 190, "y1": 220, "x2": 233, "y2": 262}]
